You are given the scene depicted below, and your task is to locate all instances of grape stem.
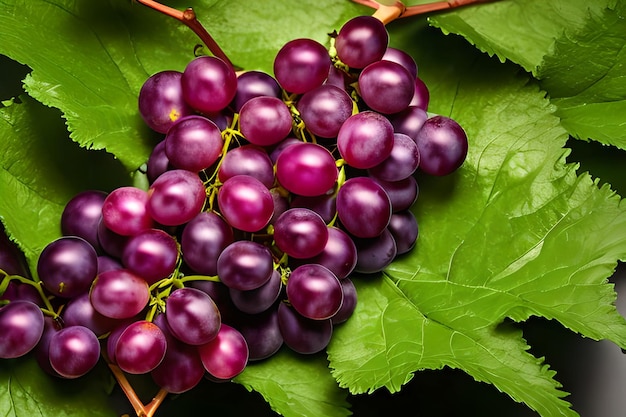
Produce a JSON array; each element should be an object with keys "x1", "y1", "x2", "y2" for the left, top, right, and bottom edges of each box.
[
  {"x1": 133, "y1": 0, "x2": 235, "y2": 70},
  {"x1": 352, "y1": 0, "x2": 500, "y2": 24}
]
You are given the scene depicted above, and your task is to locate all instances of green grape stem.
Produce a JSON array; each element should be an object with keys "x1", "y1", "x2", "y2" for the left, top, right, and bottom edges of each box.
[{"x1": 0, "y1": 269, "x2": 60, "y2": 318}]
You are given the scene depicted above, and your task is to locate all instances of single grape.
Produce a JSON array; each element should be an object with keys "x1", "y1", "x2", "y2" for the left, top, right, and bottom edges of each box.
[
  {"x1": 0, "y1": 300, "x2": 44, "y2": 359},
  {"x1": 217, "y1": 144, "x2": 275, "y2": 188},
  {"x1": 235, "y1": 307, "x2": 283, "y2": 361},
  {"x1": 97, "y1": 255, "x2": 123, "y2": 274},
  {"x1": 332, "y1": 278, "x2": 357, "y2": 324},
  {"x1": 296, "y1": 84, "x2": 354, "y2": 138},
  {"x1": 268, "y1": 136, "x2": 303, "y2": 163},
  {"x1": 198, "y1": 324, "x2": 249, "y2": 380},
  {"x1": 388, "y1": 105, "x2": 428, "y2": 141},
  {"x1": 326, "y1": 65, "x2": 348, "y2": 90},
  {"x1": 0, "y1": 224, "x2": 30, "y2": 277},
  {"x1": 415, "y1": 115, "x2": 468, "y2": 176},
  {"x1": 164, "y1": 115, "x2": 223, "y2": 172},
  {"x1": 97, "y1": 219, "x2": 129, "y2": 259},
  {"x1": 368, "y1": 133, "x2": 420, "y2": 182},
  {"x1": 138, "y1": 70, "x2": 194, "y2": 134},
  {"x1": 48, "y1": 325, "x2": 101, "y2": 379},
  {"x1": 181, "y1": 55, "x2": 237, "y2": 113},
  {"x1": 165, "y1": 287, "x2": 221, "y2": 345},
  {"x1": 277, "y1": 302, "x2": 332, "y2": 354},
  {"x1": 181, "y1": 211, "x2": 234, "y2": 276},
  {"x1": 388, "y1": 210, "x2": 419, "y2": 255},
  {"x1": 274, "y1": 208, "x2": 329, "y2": 259},
  {"x1": 229, "y1": 269, "x2": 283, "y2": 315},
  {"x1": 122, "y1": 228, "x2": 179, "y2": 284},
  {"x1": 62, "y1": 292, "x2": 119, "y2": 337},
  {"x1": 239, "y1": 96, "x2": 293, "y2": 146},
  {"x1": 217, "y1": 240, "x2": 274, "y2": 291},
  {"x1": 337, "y1": 111, "x2": 394, "y2": 169},
  {"x1": 353, "y1": 228, "x2": 397, "y2": 274},
  {"x1": 358, "y1": 60, "x2": 415, "y2": 114},
  {"x1": 147, "y1": 169, "x2": 206, "y2": 226},
  {"x1": 269, "y1": 187, "x2": 290, "y2": 225},
  {"x1": 306, "y1": 226, "x2": 357, "y2": 279},
  {"x1": 410, "y1": 77, "x2": 430, "y2": 111},
  {"x1": 37, "y1": 236, "x2": 98, "y2": 298},
  {"x1": 90, "y1": 269, "x2": 150, "y2": 319},
  {"x1": 273, "y1": 38, "x2": 331, "y2": 94},
  {"x1": 382, "y1": 47, "x2": 418, "y2": 80},
  {"x1": 286, "y1": 264, "x2": 343, "y2": 320},
  {"x1": 336, "y1": 177, "x2": 392, "y2": 238},
  {"x1": 371, "y1": 176, "x2": 419, "y2": 213},
  {"x1": 114, "y1": 320, "x2": 167, "y2": 374},
  {"x1": 101, "y1": 186, "x2": 154, "y2": 236},
  {"x1": 232, "y1": 70, "x2": 282, "y2": 112},
  {"x1": 275, "y1": 142, "x2": 338, "y2": 196},
  {"x1": 217, "y1": 175, "x2": 274, "y2": 232},
  {"x1": 289, "y1": 193, "x2": 337, "y2": 224},
  {"x1": 146, "y1": 140, "x2": 171, "y2": 183},
  {"x1": 34, "y1": 316, "x2": 62, "y2": 376},
  {"x1": 335, "y1": 15, "x2": 388, "y2": 69},
  {"x1": 61, "y1": 190, "x2": 107, "y2": 252}
]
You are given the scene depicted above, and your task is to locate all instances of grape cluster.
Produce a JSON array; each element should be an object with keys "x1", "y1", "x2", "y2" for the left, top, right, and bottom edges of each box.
[{"x1": 0, "y1": 15, "x2": 467, "y2": 394}]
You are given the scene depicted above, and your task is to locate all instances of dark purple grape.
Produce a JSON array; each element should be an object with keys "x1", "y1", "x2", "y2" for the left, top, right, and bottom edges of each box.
[
  {"x1": 97, "y1": 255, "x2": 123, "y2": 274},
  {"x1": 147, "y1": 169, "x2": 206, "y2": 226},
  {"x1": 34, "y1": 316, "x2": 62, "y2": 376},
  {"x1": 217, "y1": 175, "x2": 274, "y2": 232},
  {"x1": 388, "y1": 210, "x2": 419, "y2": 255},
  {"x1": 101, "y1": 186, "x2": 154, "y2": 236},
  {"x1": 138, "y1": 70, "x2": 195, "y2": 134},
  {"x1": 275, "y1": 142, "x2": 338, "y2": 196},
  {"x1": 217, "y1": 144, "x2": 275, "y2": 188},
  {"x1": 181, "y1": 211, "x2": 234, "y2": 276},
  {"x1": 97, "y1": 219, "x2": 129, "y2": 259},
  {"x1": 235, "y1": 307, "x2": 283, "y2": 361},
  {"x1": 358, "y1": 60, "x2": 414, "y2": 114},
  {"x1": 164, "y1": 115, "x2": 223, "y2": 172},
  {"x1": 106, "y1": 321, "x2": 130, "y2": 364},
  {"x1": 114, "y1": 320, "x2": 167, "y2": 374},
  {"x1": 371, "y1": 176, "x2": 419, "y2": 212},
  {"x1": 233, "y1": 70, "x2": 281, "y2": 112},
  {"x1": 239, "y1": 96, "x2": 293, "y2": 146},
  {"x1": 181, "y1": 56, "x2": 237, "y2": 113},
  {"x1": 326, "y1": 65, "x2": 348, "y2": 90},
  {"x1": 388, "y1": 105, "x2": 428, "y2": 141},
  {"x1": 146, "y1": 140, "x2": 171, "y2": 183},
  {"x1": 229, "y1": 269, "x2": 282, "y2": 314},
  {"x1": 382, "y1": 47, "x2": 418, "y2": 80},
  {"x1": 332, "y1": 278, "x2": 357, "y2": 324},
  {"x1": 61, "y1": 190, "x2": 107, "y2": 251},
  {"x1": 410, "y1": 77, "x2": 430, "y2": 110},
  {"x1": 353, "y1": 228, "x2": 397, "y2": 274},
  {"x1": 198, "y1": 324, "x2": 249, "y2": 380},
  {"x1": 165, "y1": 287, "x2": 221, "y2": 345},
  {"x1": 37, "y1": 236, "x2": 98, "y2": 298},
  {"x1": 337, "y1": 111, "x2": 394, "y2": 169},
  {"x1": 0, "y1": 224, "x2": 30, "y2": 277},
  {"x1": 306, "y1": 226, "x2": 357, "y2": 279},
  {"x1": 90, "y1": 269, "x2": 150, "y2": 319},
  {"x1": 0, "y1": 281, "x2": 43, "y2": 306},
  {"x1": 122, "y1": 228, "x2": 179, "y2": 284},
  {"x1": 277, "y1": 302, "x2": 332, "y2": 354},
  {"x1": 269, "y1": 187, "x2": 290, "y2": 225},
  {"x1": 368, "y1": 133, "x2": 420, "y2": 182},
  {"x1": 62, "y1": 292, "x2": 119, "y2": 337},
  {"x1": 268, "y1": 136, "x2": 303, "y2": 163},
  {"x1": 273, "y1": 38, "x2": 331, "y2": 94},
  {"x1": 415, "y1": 115, "x2": 468, "y2": 176},
  {"x1": 296, "y1": 84, "x2": 354, "y2": 138},
  {"x1": 217, "y1": 240, "x2": 273, "y2": 291},
  {"x1": 48, "y1": 325, "x2": 100, "y2": 379},
  {"x1": 0, "y1": 300, "x2": 44, "y2": 358},
  {"x1": 335, "y1": 15, "x2": 388, "y2": 69},
  {"x1": 290, "y1": 193, "x2": 337, "y2": 224},
  {"x1": 287, "y1": 264, "x2": 343, "y2": 320},
  {"x1": 336, "y1": 177, "x2": 392, "y2": 238},
  {"x1": 274, "y1": 208, "x2": 328, "y2": 259}
]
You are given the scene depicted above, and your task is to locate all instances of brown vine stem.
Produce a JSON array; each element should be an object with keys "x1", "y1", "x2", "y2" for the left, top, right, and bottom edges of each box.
[
  {"x1": 134, "y1": 0, "x2": 234, "y2": 70},
  {"x1": 352, "y1": 0, "x2": 499, "y2": 24}
]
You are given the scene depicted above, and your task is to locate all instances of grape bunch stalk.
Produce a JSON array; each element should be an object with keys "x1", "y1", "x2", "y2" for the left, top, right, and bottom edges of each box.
[{"x1": 0, "y1": 1, "x2": 476, "y2": 415}]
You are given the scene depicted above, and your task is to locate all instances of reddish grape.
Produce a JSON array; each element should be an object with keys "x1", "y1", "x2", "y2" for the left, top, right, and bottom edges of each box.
[
  {"x1": 286, "y1": 264, "x2": 343, "y2": 320},
  {"x1": 415, "y1": 115, "x2": 468, "y2": 176},
  {"x1": 165, "y1": 287, "x2": 221, "y2": 346},
  {"x1": 164, "y1": 115, "x2": 223, "y2": 172},
  {"x1": 382, "y1": 47, "x2": 418, "y2": 80},
  {"x1": 335, "y1": 16, "x2": 388, "y2": 69},
  {"x1": 102, "y1": 186, "x2": 154, "y2": 236},
  {"x1": 181, "y1": 56, "x2": 237, "y2": 113},
  {"x1": 48, "y1": 325, "x2": 100, "y2": 379},
  {"x1": 337, "y1": 111, "x2": 394, "y2": 169},
  {"x1": 274, "y1": 208, "x2": 328, "y2": 259},
  {"x1": 138, "y1": 70, "x2": 194, "y2": 134},
  {"x1": 147, "y1": 169, "x2": 206, "y2": 226},
  {"x1": 90, "y1": 269, "x2": 150, "y2": 319},
  {"x1": 336, "y1": 177, "x2": 392, "y2": 238},
  {"x1": 296, "y1": 84, "x2": 353, "y2": 138},
  {"x1": 115, "y1": 320, "x2": 167, "y2": 374},
  {"x1": 275, "y1": 142, "x2": 338, "y2": 196},
  {"x1": 122, "y1": 228, "x2": 179, "y2": 284},
  {"x1": 239, "y1": 96, "x2": 293, "y2": 146},
  {"x1": 217, "y1": 175, "x2": 273, "y2": 232},
  {"x1": 358, "y1": 60, "x2": 415, "y2": 114},
  {"x1": 198, "y1": 324, "x2": 249, "y2": 380},
  {"x1": 273, "y1": 38, "x2": 331, "y2": 94},
  {"x1": 217, "y1": 144, "x2": 275, "y2": 188},
  {"x1": 0, "y1": 300, "x2": 44, "y2": 359}
]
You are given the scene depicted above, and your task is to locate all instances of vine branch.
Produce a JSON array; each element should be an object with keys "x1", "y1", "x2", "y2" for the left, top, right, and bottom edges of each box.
[{"x1": 352, "y1": 0, "x2": 500, "y2": 24}]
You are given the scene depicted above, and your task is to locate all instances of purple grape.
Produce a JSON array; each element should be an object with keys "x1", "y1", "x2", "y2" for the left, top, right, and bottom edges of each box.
[
  {"x1": 269, "y1": 187, "x2": 290, "y2": 225},
  {"x1": 217, "y1": 144, "x2": 275, "y2": 188},
  {"x1": 37, "y1": 236, "x2": 98, "y2": 298},
  {"x1": 34, "y1": 316, "x2": 62, "y2": 376},
  {"x1": 358, "y1": 60, "x2": 415, "y2": 114},
  {"x1": 273, "y1": 38, "x2": 331, "y2": 94},
  {"x1": 274, "y1": 208, "x2": 328, "y2": 259},
  {"x1": 62, "y1": 292, "x2": 119, "y2": 337},
  {"x1": 90, "y1": 269, "x2": 150, "y2": 319},
  {"x1": 48, "y1": 325, "x2": 101, "y2": 379},
  {"x1": 181, "y1": 211, "x2": 234, "y2": 276},
  {"x1": 97, "y1": 219, "x2": 129, "y2": 259},
  {"x1": 61, "y1": 190, "x2": 107, "y2": 251},
  {"x1": 235, "y1": 307, "x2": 283, "y2": 361},
  {"x1": 122, "y1": 228, "x2": 179, "y2": 284},
  {"x1": 217, "y1": 175, "x2": 274, "y2": 232},
  {"x1": 114, "y1": 320, "x2": 167, "y2": 374},
  {"x1": 138, "y1": 70, "x2": 195, "y2": 134},
  {"x1": 217, "y1": 240, "x2": 274, "y2": 291},
  {"x1": 97, "y1": 255, "x2": 123, "y2": 274},
  {"x1": 229, "y1": 269, "x2": 283, "y2": 314},
  {"x1": 188, "y1": 279, "x2": 240, "y2": 325},
  {"x1": 337, "y1": 111, "x2": 394, "y2": 169},
  {"x1": 198, "y1": 324, "x2": 249, "y2": 380},
  {"x1": 332, "y1": 278, "x2": 357, "y2": 324},
  {"x1": 388, "y1": 210, "x2": 419, "y2": 255},
  {"x1": 268, "y1": 136, "x2": 303, "y2": 163},
  {"x1": 286, "y1": 264, "x2": 343, "y2": 320},
  {"x1": 106, "y1": 321, "x2": 130, "y2": 364},
  {"x1": 275, "y1": 142, "x2": 338, "y2": 196},
  {"x1": 164, "y1": 115, "x2": 223, "y2": 172},
  {"x1": 101, "y1": 186, "x2": 154, "y2": 236},
  {"x1": 372, "y1": 176, "x2": 419, "y2": 212},
  {"x1": 0, "y1": 224, "x2": 30, "y2": 277},
  {"x1": 296, "y1": 84, "x2": 353, "y2": 138},
  {"x1": 146, "y1": 140, "x2": 171, "y2": 183},
  {"x1": 290, "y1": 193, "x2": 337, "y2": 224},
  {"x1": 277, "y1": 302, "x2": 332, "y2": 354},
  {"x1": 239, "y1": 96, "x2": 293, "y2": 146},
  {"x1": 336, "y1": 177, "x2": 392, "y2": 238},
  {"x1": 326, "y1": 65, "x2": 348, "y2": 90},
  {"x1": 233, "y1": 70, "x2": 282, "y2": 112},
  {"x1": 382, "y1": 47, "x2": 418, "y2": 80},
  {"x1": 181, "y1": 56, "x2": 237, "y2": 113},
  {"x1": 0, "y1": 300, "x2": 44, "y2": 358},
  {"x1": 147, "y1": 169, "x2": 206, "y2": 226},
  {"x1": 335, "y1": 16, "x2": 388, "y2": 69},
  {"x1": 306, "y1": 226, "x2": 357, "y2": 279},
  {"x1": 410, "y1": 77, "x2": 430, "y2": 111},
  {"x1": 165, "y1": 287, "x2": 221, "y2": 345},
  {"x1": 368, "y1": 133, "x2": 420, "y2": 182},
  {"x1": 388, "y1": 105, "x2": 428, "y2": 141},
  {"x1": 0, "y1": 281, "x2": 43, "y2": 306},
  {"x1": 415, "y1": 115, "x2": 468, "y2": 176},
  {"x1": 353, "y1": 228, "x2": 397, "y2": 274}
]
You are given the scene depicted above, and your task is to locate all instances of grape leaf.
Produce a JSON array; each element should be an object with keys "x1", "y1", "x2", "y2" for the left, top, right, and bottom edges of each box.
[
  {"x1": 428, "y1": 0, "x2": 626, "y2": 148},
  {"x1": 329, "y1": 25, "x2": 626, "y2": 417}
]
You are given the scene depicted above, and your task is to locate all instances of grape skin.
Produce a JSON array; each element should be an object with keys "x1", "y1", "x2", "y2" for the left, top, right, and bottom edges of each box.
[{"x1": 0, "y1": 300, "x2": 45, "y2": 359}]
